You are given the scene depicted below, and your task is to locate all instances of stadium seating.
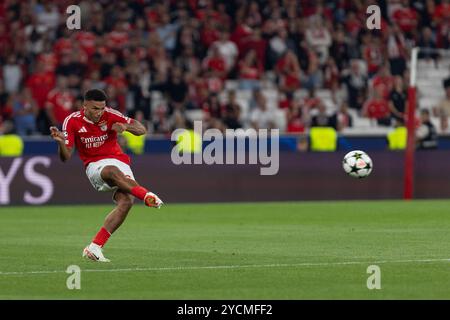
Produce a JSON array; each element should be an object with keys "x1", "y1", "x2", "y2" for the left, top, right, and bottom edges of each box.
[{"x1": 0, "y1": 0, "x2": 449, "y2": 144}]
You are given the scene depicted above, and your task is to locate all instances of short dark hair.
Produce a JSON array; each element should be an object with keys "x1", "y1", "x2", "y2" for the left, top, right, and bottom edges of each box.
[{"x1": 84, "y1": 89, "x2": 107, "y2": 102}]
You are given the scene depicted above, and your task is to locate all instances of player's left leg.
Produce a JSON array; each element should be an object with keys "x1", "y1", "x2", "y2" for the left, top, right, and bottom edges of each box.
[
  {"x1": 83, "y1": 190, "x2": 134, "y2": 262},
  {"x1": 104, "y1": 190, "x2": 134, "y2": 233},
  {"x1": 101, "y1": 165, "x2": 163, "y2": 208}
]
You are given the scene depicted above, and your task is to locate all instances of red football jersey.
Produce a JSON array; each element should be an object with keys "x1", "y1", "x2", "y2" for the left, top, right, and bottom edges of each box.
[{"x1": 63, "y1": 107, "x2": 134, "y2": 167}]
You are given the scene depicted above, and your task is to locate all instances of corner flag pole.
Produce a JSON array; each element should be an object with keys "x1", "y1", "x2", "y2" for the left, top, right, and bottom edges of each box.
[{"x1": 404, "y1": 47, "x2": 419, "y2": 200}]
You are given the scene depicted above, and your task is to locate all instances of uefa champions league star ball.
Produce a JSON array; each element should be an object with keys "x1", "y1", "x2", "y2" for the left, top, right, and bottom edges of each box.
[{"x1": 342, "y1": 150, "x2": 373, "y2": 179}]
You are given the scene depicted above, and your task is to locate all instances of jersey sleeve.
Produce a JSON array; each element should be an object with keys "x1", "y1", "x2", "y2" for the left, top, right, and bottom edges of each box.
[
  {"x1": 106, "y1": 107, "x2": 133, "y2": 125},
  {"x1": 62, "y1": 114, "x2": 75, "y2": 148}
]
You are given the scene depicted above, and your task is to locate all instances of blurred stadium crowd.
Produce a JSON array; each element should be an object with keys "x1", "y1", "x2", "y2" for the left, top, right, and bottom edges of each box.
[{"x1": 0, "y1": 0, "x2": 450, "y2": 137}]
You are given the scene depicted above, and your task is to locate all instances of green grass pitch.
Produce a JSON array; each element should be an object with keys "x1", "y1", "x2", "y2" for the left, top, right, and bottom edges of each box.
[{"x1": 0, "y1": 200, "x2": 449, "y2": 299}]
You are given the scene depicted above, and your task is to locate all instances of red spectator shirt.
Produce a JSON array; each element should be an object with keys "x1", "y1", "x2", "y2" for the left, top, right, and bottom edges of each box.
[
  {"x1": 372, "y1": 75, "x2": 394, "y2": 99},
  {"x1": 0, "y1": 2, "x2": 6, "y2": 19},
  {"x1": 204, "y1": 56, "x2": 226, "y2": 74},
  {"x1": 146, "y1": 9, "x2": 160, "y2": 24},
  {"x1": 63, "y1": 107, "x2": 133, "y2": 167},
  {"x1": 106, "y1": 31, "x2": 129, "y2": 49},
  {"x1": 275, "y1": 56, "x2": 300, "y2": 89},
  {"x1": 0, "y1": 28, "x2": 11, "y2": 57},
  {"x1": 53, "y1": 37, "x2": 73, "y2": 58},
  {"x1": 363, "y1": 45, "x2": 383, "y2": 74},
  {"x1": 434, "y1": 3, "x2": 450, "y2": 21},
  {"x1": 37, "y1": 52, "x2": 58, "y2": 72},
  {"x1": 287, "y1": 118, "x2": 305, "y2": 133},
  {"x1": 26, "y1": 71, "x2": 56, "y2": 109},
  {"x1": 363, "y1": 99, "x2": 390, "y2": 119},
  {"x1": 195, "y1": 9, "x2": 220, "y2": 22},
  {"x1": 345, "y1": 18, "x2": 362, "y2": 37},
  {"x1": 303, "y1": 97, "x2": 322, "y2": 109},
  {"x1": 238, "y1": 61, "x2": 262, "y2": 79},
  {"x1": 279, "y1": 98, "x2": 291, "y2": 109},
  {"x1": 231, "y1": 24, "x2": 252, "y2": 51},
  {"x1": 104, "y1": 76, "x2": 127, "y2": 92},
  {"x1": 241, "y1": 38, "x2": 267, "y2": 63},
  {"x1": 392, "y1": 7, "x2": 418, "y2": 33},
  {"x1": 75, "y1": 31, "x2": 97, "y2": 57},
  {"x1": 200, "y1": 27, "x2": 220, "y2": 48},
  {"x1": 104, "y1": 76, "x2": 127, "y2": 112},
  {"x1": 46, "y1": 89, "x2": 75, "y2": 125}
]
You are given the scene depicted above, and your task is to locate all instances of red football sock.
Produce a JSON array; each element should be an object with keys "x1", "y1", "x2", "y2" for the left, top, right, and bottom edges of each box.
[
  {"x1": 92, "y1": 227, "x2": 111, "y2": 247},
  {"x1": 130, "y1": 186, "x2": 148, "y2": 200}
]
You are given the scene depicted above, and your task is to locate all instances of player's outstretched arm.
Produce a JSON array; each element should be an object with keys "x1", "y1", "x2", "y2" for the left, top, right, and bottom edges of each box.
[
  {"x1": 50, "y1": 126, "x2": 73, "y2": 162},
  {"x1": 112, "y1": 121, "x2": 147, "y2": 136}
]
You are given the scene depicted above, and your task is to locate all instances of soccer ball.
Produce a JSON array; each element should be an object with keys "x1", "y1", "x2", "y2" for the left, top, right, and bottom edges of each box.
[{"x1": 342, "y1": 150, "x2": 373, "y2": 179}]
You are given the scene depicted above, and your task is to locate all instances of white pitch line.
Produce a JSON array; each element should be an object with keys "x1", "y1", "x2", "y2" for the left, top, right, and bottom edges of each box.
[{"x1": 0, "y1": 258, "x2": 449, "y2": 276}]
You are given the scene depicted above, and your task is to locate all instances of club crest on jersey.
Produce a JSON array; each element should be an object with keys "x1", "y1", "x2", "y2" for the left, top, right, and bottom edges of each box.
[{"x1": 98, "y1": 121, "x2": 108, "y2": 131}]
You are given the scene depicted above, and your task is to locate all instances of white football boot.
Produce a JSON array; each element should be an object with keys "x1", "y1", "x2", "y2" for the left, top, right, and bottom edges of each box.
[
  {"x1": 144, "y1": 191, "x2": 163, "y2": 209},
  {"x1": 82, "y1": 243, "x2": 110, "y2": 262}
]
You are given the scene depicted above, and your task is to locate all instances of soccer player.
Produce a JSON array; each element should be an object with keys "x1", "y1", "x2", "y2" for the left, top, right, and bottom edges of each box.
[{"x1": 50, "y1": 89, "x2": 163, "y2": 262}]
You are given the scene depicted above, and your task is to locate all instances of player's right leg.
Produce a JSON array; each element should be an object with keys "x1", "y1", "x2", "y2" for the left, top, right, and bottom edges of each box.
[{"x1": 101, "y1": 165, "x2": 163, "y2": 208}]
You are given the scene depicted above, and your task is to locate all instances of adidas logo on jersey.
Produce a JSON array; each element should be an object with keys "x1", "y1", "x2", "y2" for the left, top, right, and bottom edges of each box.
[{"x1": 78, "y1": 126, "x2": 87, "y2": 133}]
